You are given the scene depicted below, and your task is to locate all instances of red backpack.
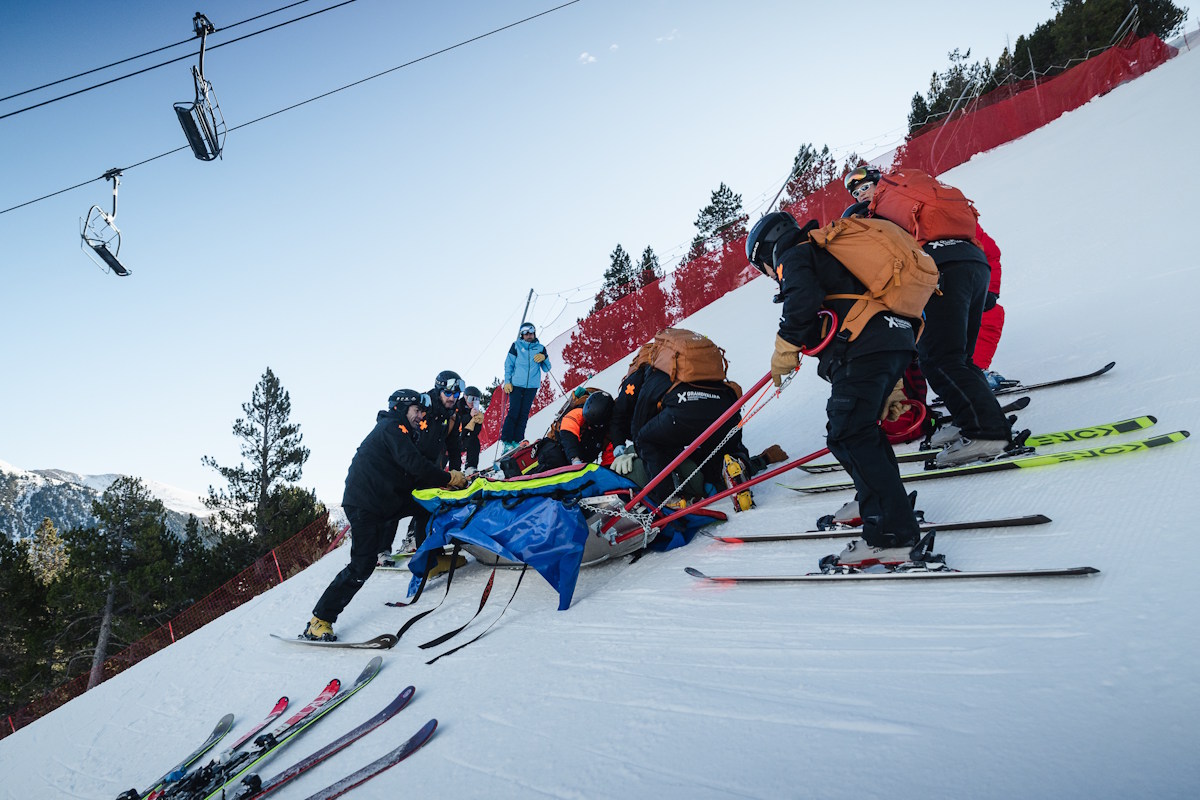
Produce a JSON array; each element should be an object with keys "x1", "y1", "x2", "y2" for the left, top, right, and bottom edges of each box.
[{"x1": 869, "y1": 168, "x2": 980, "y2": 246}]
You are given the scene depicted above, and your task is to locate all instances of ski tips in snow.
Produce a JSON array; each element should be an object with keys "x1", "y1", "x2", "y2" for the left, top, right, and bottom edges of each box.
[{"x1": 686, "y1": 565, "x2": 1101, "y2": 582}]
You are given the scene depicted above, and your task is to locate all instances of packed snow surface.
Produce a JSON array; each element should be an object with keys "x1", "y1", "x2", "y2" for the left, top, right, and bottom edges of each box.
[{"x1": 3, "y1": 44, "x2": 1199, "y2": 800}]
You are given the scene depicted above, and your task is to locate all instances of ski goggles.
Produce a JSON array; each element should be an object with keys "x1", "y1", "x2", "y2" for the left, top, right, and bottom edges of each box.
[
  {"x1": 844, "y1": 166, "x2": 872, "y2": 190},
  {"x1": 850, "y1": 181, "x2": 875, "y2": 200}
]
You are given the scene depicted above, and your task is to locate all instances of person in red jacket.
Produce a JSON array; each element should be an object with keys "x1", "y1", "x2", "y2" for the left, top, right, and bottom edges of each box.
[{"x1": 971, "y1": 225, "x2": 1014, "y2": 390}]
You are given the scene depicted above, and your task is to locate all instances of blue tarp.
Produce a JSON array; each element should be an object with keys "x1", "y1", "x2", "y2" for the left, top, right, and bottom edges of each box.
[{"x1": 408, "y1": 464, "x2": 715, "y2": 609}]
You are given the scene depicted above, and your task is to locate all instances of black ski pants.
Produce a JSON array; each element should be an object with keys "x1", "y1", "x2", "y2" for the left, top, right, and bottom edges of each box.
[
  {"x1": 826, "y1": 350, "x2": 921, "y2": 547},
  {"x1": 462, "y1": 431, "x2": 481, "y2": 470},
  {"x1": 917, "y1": 260, "x2": 1011, "y2": 440},
  {"x1": 500, "y1": 386, "x2": 538, "y2": 442},
  {"x1": 313, "y1": 502, "x2": 417, "y2": 623}
]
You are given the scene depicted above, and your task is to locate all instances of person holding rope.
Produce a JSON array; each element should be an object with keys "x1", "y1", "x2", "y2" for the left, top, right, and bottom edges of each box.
[{"x1": 747, "y1": 210, "x2": 925, "y2": 568}]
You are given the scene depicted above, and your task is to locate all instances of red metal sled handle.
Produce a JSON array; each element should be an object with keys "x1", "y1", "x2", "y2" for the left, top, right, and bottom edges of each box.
[
  {"x1": 611, "y1": 445, "x2": 832, "y2": 540},
  {"x1": 608, "y1": 371, "x2": 774, "y2": 529},
  {"x1": 800, "y1": 310, "x2": 838, "y2": 356}
]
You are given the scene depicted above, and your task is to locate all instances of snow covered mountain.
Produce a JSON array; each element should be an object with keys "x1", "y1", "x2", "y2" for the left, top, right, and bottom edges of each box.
[
  {"x1": 0, "y1": 458, "x2": 208, "y2": 540},
  {"x1": 3, "y1": 41, "x2": 1198, "y2": 800}
]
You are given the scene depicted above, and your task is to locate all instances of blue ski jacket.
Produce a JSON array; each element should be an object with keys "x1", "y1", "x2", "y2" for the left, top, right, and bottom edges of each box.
[{"x1": 504, "y1": 337, "x2": 551, "y2": 389}]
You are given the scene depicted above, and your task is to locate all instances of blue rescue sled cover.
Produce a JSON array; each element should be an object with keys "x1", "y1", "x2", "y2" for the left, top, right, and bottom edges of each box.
[{"x1": 410, "y1": 464, "x2": 710, "y2": 609}]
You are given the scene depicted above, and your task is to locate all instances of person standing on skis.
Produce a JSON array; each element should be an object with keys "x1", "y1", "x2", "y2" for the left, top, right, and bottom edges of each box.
[{"x1": 747, "y1": 210, "x2": 924, "y2": 568}]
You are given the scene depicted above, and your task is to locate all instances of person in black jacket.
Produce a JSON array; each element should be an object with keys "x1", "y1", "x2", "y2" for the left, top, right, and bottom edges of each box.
[
  {"x1": 425, "y1": 370, "x2": 466, "y2": 470},
  {"x1": 455, "y1": 386, "x2": 485, "y2": 472},
  {"x1": 304, "y1": 389, "x2": 467, "y2": 641},
  {"x1": 747, "y1": 210, "x2": 923, "y2": 568},
  {"x1": 533, "y1": 391, "x2": 615, "y2": 472},
  {"x1": 609, "y1": 364, "x2": 754, "y2": 506}
]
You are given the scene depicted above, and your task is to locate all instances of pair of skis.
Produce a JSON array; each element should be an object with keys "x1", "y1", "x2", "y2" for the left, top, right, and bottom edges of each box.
[{"x1": 786, "y1": 419, "x2": 1188, "y2": 494}]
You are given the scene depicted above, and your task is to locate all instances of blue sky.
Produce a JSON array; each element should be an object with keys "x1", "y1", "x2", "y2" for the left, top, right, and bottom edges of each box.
[{"x1": 1, "y1": 0, "x2": 1063, "y2": 504}]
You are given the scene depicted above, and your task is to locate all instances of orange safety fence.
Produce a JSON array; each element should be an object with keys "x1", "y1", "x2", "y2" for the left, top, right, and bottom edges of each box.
[
  {"x1": 479, "y1": 34, "x2": 1175, "y2": 450},
  {"x1": 3, "y1": 514, "x2": 346, "y2": 738}
]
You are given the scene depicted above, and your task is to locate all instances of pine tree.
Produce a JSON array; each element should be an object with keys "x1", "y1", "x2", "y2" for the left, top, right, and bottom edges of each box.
[
  {"x1": 636, "y1": 246, "x2": 663, "y2": 287},
  {"x1": 596, "y1": 244, "x2": 637, "y2": 310},
  {"x1": 27, "y1": 517, "x2": 69, "y2": 585},
  {"x1": 0, "y1": 535, "x2": 53, "y2": 715},
  {"x1": 55, "y1": 477, "x2": 177, "y2": 689},
  {"x1": 781, "y1": 144, "x2": 840, "y2": 206},
  {"x1": 688, "y1": 182, "x2": 747, "y2": 258},
  {"x1": 202, "y1": 368, "x2": 311, "y2": 544}
]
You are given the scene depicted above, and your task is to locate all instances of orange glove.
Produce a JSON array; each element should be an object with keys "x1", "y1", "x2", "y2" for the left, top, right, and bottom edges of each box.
[
  {"x1": 882, "y1": 379, "x2": 908, "y2": 421},
  {"x1": 447, "y1": 470, "x2": 468, "y2": 489},
  {"x1": 503, "y1": 382, "x2": 513, "y2": 394}
]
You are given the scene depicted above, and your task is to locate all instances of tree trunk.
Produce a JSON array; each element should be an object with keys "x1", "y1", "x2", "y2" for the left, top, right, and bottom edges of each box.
[{"x1": 87, "y1": 581, "x2": 116, "y2": 690}]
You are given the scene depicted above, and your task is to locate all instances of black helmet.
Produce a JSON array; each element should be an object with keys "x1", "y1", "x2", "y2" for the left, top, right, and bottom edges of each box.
[
  {"x1": 746, "y1": 211, "x2": 801, "y2": 275},
  {"x1": 581, "y1": 391, "x2": 614, "y2": 427},
  {"x1": 844, "y1": 165, "x2": 881, "y2": 196},
  {"x1": 433, "y1": 370, "x2": 465, "y2": 394},
  {"x1": 464, "y1": 385, "x2": 481, "y2": 399},
  {"x1": 388, "y1": 389, "x2": 431, "y2": 411}
]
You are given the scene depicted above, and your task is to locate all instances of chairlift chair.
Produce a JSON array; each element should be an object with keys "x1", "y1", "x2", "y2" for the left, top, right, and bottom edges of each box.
[
  {"x1": 174, "y1": 12, "x2": 225, "y2": 161},
  {"x1": 80, "y1": 169, "x2": 131, "y2": 277}
]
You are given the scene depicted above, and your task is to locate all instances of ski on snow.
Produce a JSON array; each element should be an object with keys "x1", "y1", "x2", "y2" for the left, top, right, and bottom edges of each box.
[
  {"x1": 800, "y1": 415, "x2": 1159, "y2": 473},
  {"x1": 159, "y1": 657, "x2": 382, "y2": 800},
  {"x1": 929, "y1": 361, "x2": 1116, "y2": 408},
  {"x1": 296, "y1": 718, "x2": 438, "y2": 800},
  {"x1": 685, "y1": 565, "x2": 1099, "y2": 583},
  {"x1": 785, "y1": 431, "x2": 1190, "y2": 494},
  {"x1": 270, "y1": 632, "x2": 399, "y2": 650},
  {"x1": 711, "y1": 514, "x2": 1052, "y2": 543},
  {"x1": 222, "y1": 696, "x2": 290, "y2": 759},
  {"x1": 230, "y1": 686, "x2": 415, "y2": 800},
  {"x1": 117, "y1": 713, "x2": 235, "y2": 800}
]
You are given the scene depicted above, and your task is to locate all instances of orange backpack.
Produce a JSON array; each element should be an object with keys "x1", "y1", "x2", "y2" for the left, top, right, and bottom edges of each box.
[
  {"x1": 869, "y1": 168, "x2": 980, "y2": 246},
  {"x1": 807, "y1": 216, "x2": 939, "y2": 341},
  {"x1": 626, "y1": 328, "x2": 742, "y2": 399}
]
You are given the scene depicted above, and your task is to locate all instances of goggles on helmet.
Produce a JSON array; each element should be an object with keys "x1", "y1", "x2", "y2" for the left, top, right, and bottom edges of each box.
[{"x1": 844, "y1": 166, "x2": 871, "y2": 191}]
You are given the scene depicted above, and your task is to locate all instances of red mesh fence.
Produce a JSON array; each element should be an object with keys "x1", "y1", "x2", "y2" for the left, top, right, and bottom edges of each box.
[
  {"x1": 3, "y1": 514, "x2": 344, "y2": 738},
  {"x1": 478, "y1": 35, "x2": 1174, "y2": 449}
]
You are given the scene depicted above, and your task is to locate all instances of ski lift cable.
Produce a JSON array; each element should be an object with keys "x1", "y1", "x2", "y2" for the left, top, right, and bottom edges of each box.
[
  {"x1": 0, "y1": 1, "x2": 584, "y2": 218},
  {"x1": 0, "y1": 0, "x2": 320, "y2": 105},
  {"x1": 0, "y1": 0, "x2": 366, "y2": 121}
]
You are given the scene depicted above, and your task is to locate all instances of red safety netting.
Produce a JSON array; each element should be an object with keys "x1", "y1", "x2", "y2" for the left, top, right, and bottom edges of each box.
[
  {"x1": 478, "y1": 35, "x2": 1174, "y2": 449},
  {"x1": 3, "y1": 514, "x2": 343, "y2": 738}
]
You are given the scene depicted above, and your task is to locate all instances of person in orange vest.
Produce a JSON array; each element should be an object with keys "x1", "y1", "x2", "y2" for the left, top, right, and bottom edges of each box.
[{"x1": 533, "y1": 392, "x2": 615, "y2": 471}]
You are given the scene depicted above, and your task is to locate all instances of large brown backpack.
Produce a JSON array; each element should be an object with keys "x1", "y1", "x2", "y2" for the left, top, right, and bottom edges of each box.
[
  {"x1": 626, "y1": 328, "x2": 742, "y2": 399},
  {"x1": 807, "y1": 216, "x2": 939, "y2": 341},
  {"x1": 869, "y1": 168, "x2": 980, "y2": 246}
]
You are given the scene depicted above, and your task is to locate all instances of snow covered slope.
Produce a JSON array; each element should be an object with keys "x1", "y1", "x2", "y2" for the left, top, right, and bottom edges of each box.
[{"x1": 3, "y1": 45, "x2": 1198, "y2": 800}]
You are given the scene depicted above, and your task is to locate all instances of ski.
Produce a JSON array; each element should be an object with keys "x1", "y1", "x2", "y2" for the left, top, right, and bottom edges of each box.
[
  {"x1": 785, "y1": 431, "x2": 1190, "y2": 494},
  {"x1": 801, "y1": 415, "x2": 1159, "y2": 473},
  {"x1": 223, "y1": 696, "x2": 290, "y2": 759},
  {"x1": 162, "y1": 657, "x2": 383, "y2": 800},
  {"x1": 298, "y1": 719, "x2": 438, "y2": 800},
  {"x1": 930, "y1": 361, "x2": 1115, "y2": 407},
  {"x1": 685, "y1": 565, "x2": 1099, "y2": 582},
  {"x1": 712, "y1": 514, "x2": 1052, "y2": 543},
  {"x1": 231, "y1": 686, "x2": 415, "y2": 800},
  {"x1": 117, "y1": 713, "x2": 235, "y2": 800},
  {"x1": 270, "y1": 632, "x2": 398, "y2": 650}
]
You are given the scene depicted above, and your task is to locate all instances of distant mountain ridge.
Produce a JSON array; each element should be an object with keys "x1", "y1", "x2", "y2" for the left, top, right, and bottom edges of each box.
[{"x1": 0, "y1": 459, "x2": 208, "y2": 540}]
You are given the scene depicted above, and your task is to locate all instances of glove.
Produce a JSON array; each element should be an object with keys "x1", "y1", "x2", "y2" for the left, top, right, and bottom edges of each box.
[
  {"x1": 533, "y1": 353, "x2": 546, "y2": 363},
  {"x1": 447, "y1": 470, "x2": 468, "y2": 489},
  {"x1": 469, "y1": 411, "x2": 485, "y2": 426},
  {"x1": 984, "y1": 291, "x2": 999, "y2": 311},
  {"x1": 570, "y1": 458, "x2": 583, "y2": 465},
  {"x1": 882, "y1": 379, "x2": 909, "y2": 422},
  {"x1": 503, "y1": 382, "x2": 513, "y2": 394},
  {"x1": 611, "y1": 450, "x2": 637, "y2": 475},
  {"x1": 770, "y1": 334, "x2": 803, "y2": 387}
]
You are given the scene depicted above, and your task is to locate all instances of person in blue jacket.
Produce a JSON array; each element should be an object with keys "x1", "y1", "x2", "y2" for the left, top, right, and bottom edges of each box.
[{"x1": 499, "y1": 322, "x2": 552, "y2": 451}]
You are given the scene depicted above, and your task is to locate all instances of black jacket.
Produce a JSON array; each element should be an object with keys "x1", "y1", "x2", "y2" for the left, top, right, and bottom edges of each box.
[
  {"x1": 921, "y1": 238, "x2": 989, "y2": 269},
  {"x1": 776, "y1": 240, "x2": 918, "y2": 379},
  {"x1": 622, "y1": 366, "x2": 743, "y2": 453},
  {"x1": 424, "y1": 390, "x2": 463, "y2": 469},
  {"x1": 342, "y1": 408, "x2": 452, "y2": 518}
]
